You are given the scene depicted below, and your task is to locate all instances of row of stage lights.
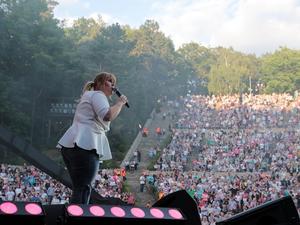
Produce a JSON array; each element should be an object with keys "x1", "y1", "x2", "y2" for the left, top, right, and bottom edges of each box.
[
  {"x1": 67, "y1": 204, "x2": 183, "y2": 219},
  {"x1": 0, "y1": 201, "x2": 185, "y2": 223},
  {"x1": 1, "y1": 189, "x2": 298, "y2": 225},
  {"x1": 0, "y1": 190, "x2": 205, "y2": 225}
]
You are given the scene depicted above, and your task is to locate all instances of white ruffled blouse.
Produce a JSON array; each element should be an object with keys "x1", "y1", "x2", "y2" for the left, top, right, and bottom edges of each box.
[{"x1": 57, "y1": 90, "x2": 112, "y2": 160}]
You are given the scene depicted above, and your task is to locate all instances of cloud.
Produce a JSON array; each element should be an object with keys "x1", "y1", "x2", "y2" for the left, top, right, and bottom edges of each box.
[
  {"x1": 54, "y1": 0, "x2": 300, "y2": 55},
  {"x1": 54, "y1": 0, "x2": 81, "y2": 25},
  {"x1": 55, "y1": 0, "x2": 126, "y2": 26},
  {"x1": 152, "y1": 0, "x2": 300, "y2": 55},
  {"x1": 56, "y1": 12, "x2": 117, "y2": 27},
  {"x1": 55, "y1": 0, "x2": 79, "y2": 5},
  {"x1": 88, "y1": 12, "x2": 110, "y2": 22},
  {"x1": 88, "y1": 12, "x2": 126, "y2": 26}
]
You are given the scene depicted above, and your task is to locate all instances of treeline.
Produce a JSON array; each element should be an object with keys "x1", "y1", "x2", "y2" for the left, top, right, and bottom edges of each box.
[{"x1": 1, "y1": 0, "x2": 300, "y2": 165}]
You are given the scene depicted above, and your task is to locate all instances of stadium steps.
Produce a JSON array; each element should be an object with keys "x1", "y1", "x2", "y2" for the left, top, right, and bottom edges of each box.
[{"x1": 124, "y1": 104, "x2": 174, "y2": 207}]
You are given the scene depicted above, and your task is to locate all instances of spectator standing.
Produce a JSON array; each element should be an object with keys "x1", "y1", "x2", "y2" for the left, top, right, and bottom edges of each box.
[{"x1": 139, "y1": 175, "x2": 146, "y2": 192}]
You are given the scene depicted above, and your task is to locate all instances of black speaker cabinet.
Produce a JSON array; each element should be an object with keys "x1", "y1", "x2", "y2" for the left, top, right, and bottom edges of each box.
[
  {"x1": 153, "y1": 190, "x2": 201, "y2": 225},
  {"x1": 216, "y1": 195, "x2": 300, "y2": 225}
]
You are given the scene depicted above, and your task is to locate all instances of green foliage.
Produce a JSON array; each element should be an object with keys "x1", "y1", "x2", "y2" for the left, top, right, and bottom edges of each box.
[
  {"x1": 64, "y1": 16, "x2": 105, "y2": 44},
  {"x1": 101, "y1": 160, "x2": 119, "y2": 169},
  {"x1": 208, "y1": 47, "x2": 259, "y2": 95},
  {"x1": 1, "y1": 0, "x2": 300, "y2": 165},
  {"x1": 177, "y1": 42, "x2": 215, "y2": 78},
  {"x1": 130, "y1": 20, "x2": 175, "y2": 59},
  {"x1": 0, "y1": 0, "x2": 67, "y2": 137},
  {"x1": 260, "y1": 47, "x2": 300, "y2": 93},
  {"x1": 122, "y1": 181, "x2": 131, "y2": 193}
]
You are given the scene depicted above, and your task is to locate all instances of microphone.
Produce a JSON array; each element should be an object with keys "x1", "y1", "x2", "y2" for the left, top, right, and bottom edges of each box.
[{"x1": 112, "y1": 87, "x2": 130, "y2": 108}]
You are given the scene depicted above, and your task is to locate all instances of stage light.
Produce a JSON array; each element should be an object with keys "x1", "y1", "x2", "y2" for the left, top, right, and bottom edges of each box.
[
  {"x1": 24, "y1": 203, "x2": 43, "y2": 215},
  {"x1": 89, "y1": 205, "x2": 105, "y2": 216},
  {"x1": 0, "y1": 201, "x2": 45, "y2": 225},
  {"x1": 64, "y1": 203, "x2": 186, "y2": 225},
  {"x1": 66, "y1": 205, "x2": 84, "y2": 216},
  {"x1": 0, "y1": 202, "x2": 18, "y2": 214},
  {"x1": 169, "y1": 209, "x2": 183, "y2": 219},
  {"x1": 110, "y1": 206, "x2": 125, "y2": 217},
  {"x1": 150, "y1": 208, "x2": 164, "y2": 218},
  {"x1": 130, "y1": 207, "x2": 145, "y2": 218}
]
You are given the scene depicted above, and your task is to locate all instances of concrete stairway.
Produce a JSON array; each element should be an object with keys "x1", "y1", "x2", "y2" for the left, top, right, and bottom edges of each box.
[{"x1": 123, "y1": 105, "x2": 174, "y2": 207}]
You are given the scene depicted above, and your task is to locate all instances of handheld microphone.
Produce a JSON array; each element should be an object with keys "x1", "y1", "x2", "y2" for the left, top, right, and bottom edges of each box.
[{"x1": 112, "y1": 87, "x2": 130, "y2": 108}]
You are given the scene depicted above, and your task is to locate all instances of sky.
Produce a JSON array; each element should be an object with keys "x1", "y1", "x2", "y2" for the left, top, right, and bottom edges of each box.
[{"x1": 53, "y1": 0, "x2": 300, "y2": 56}]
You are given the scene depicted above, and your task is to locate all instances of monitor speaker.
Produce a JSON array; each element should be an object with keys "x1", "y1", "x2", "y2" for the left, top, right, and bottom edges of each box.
[
  {"x1": 216, "y1": 195, "x2": 300, "y2": 225},
  {"x1": 153, "y1": 190, "x2": 202, "y2": 225}
]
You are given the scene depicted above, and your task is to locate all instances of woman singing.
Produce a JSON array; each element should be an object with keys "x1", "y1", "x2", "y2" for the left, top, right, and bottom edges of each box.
[{"x1": 57, "y1": 72, "x2": 127, "y2": 204}]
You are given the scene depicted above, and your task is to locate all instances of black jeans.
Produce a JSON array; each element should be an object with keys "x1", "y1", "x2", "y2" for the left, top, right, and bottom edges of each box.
[{"x1": 61, "y1": 145, "x2": 99, "y2": 204}]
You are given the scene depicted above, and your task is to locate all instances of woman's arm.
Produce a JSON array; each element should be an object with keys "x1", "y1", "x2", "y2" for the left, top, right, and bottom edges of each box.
[
  {"x1": 92, "y1": 92, "x2": 127, "y2": 121},
  {"x1": 103, "y1": 101, "x2": 123, "y2": 121}
]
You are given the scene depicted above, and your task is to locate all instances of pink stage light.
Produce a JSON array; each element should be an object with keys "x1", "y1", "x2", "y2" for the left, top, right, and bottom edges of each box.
[
  {"x1": 67, "y1": 205, "x2": 84, "y2": 216},
  {"x1": 89, "y1": 205, "x2": 105, "y2": 217},
  {"x1": 150, "y1": 208, "x2": 164, "y2": 218},
  {"x1": 110, "y1": 207, "x2": 125, "y2": 217},
  {"x1": 25, "y1": 203, "x2": 42, "y2": 215},
  {"x1": 0, "y1": 202, "x2": 18, "y2": 214},
  {"x1": 168, "y1": 209, "x2": 183, "y2": 219},
  {"x1": 130, "y1": 207, "x2": 145, "y2": 218}
]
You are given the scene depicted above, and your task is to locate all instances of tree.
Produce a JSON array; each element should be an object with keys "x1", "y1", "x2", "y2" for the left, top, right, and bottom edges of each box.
[
  {"x1": 0, "y1": 0, "x2": 72, "y2": 141},
  {"x1": 208, "y1": 47, "x2": 259, "y2": 95},
  {"x1": 177, "y1": 42, "x2": 215, "y2": 79},
  {"x1": 129, "y1": 20, "x2": 175, "y2": 60},
  {"x1": 260, "y1": 47, "x2": 300, "y2": 93},
  {"x1": 64, "y1": 16, "x2": 105, "y2": 44}
]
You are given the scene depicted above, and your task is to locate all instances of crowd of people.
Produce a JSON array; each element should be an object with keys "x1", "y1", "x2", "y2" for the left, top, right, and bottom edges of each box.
[
  {"x1": 146, "y1": 170, "x2": 299, "y2": 224},
  {"x1": 191, "y1": 128, "x2": 299, "y2": 173},
  {"x1": 176, "y1": 94, "x2": 300, "y2": 129},
  {"x1": 153, "y1": 94, "x2": 300, "y2": 174},
  {"x1": 152, "y1": 126, "x2": 299, "y2": 174},
  {"x1": 0, "y1": 164, "x2": 70, "y2": 204},
  {"x1": 0, "y1": 93, "x2": 299, "y2": 225},
  {"x1": 148, "y1": 93, "x2": 299, "y2": 224},
  {"x1": 0, "y1": 164, "x2": 134, "y2": 205}
]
